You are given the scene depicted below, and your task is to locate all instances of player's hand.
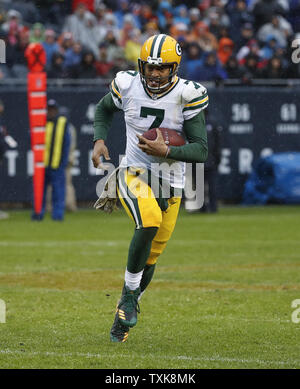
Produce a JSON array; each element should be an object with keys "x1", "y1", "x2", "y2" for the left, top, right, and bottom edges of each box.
[
  {"x1": 137, "y1": 129, "x2": 169, "y2": 157},
  {"x1": 92, "y1": 139, "x2": 111, "y2": 169}
]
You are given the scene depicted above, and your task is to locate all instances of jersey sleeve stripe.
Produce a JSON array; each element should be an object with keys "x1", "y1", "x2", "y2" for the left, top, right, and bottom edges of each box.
[
  {"x1": 111, "y1": 80, "x2": 122, "y2": 98},
  {"x1": 183, "y1": 100, "x2": 208, "y2": 112},
  {"x1": 113, "y1": 79, "x2": 121, "y2": 93},
  {"x1": 186, "y1": 93, "x2": 208, "y2": 105},
  {"x1": 184, "y1": 95, "x2": 208, "y2": 108},
  {"x1": 110, "y1": 80, "x2": 122, "y2": 104}
]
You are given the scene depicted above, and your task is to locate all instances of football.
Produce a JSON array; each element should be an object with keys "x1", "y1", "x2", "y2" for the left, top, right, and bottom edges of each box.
[{"x1": 140, "y1": 128, "x2": 185, "y2": 146}]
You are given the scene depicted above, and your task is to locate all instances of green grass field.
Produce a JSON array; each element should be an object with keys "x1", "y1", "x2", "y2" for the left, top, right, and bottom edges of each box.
[{"x1": 0, "y1": 205, "x2": 300, "y2": 369}]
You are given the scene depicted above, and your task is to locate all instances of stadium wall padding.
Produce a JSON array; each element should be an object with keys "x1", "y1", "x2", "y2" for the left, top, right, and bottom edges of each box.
[{"x1": 0, "y1": 85, "x2": 300, "y2": 203}]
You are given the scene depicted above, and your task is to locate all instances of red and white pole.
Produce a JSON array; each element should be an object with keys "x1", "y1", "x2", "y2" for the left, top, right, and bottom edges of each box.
[{"x1": 25, "y1": 43, "x2": 47, "y2": 219}]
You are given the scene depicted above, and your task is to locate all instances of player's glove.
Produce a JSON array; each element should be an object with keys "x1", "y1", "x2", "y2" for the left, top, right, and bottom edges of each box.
[{"x1": 94, "y1": 167, "x2": 120, "y2": 214}]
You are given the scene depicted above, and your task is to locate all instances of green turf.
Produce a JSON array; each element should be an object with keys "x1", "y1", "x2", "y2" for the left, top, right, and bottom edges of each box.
[{"x1": 0, "y1": 205, "x2": 300, "y2": 368}]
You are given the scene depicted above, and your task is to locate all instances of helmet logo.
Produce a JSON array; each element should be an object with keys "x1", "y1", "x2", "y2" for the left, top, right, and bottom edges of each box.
[{"x1": 175, "y1": 43, "x2": 182, "y2": 56}]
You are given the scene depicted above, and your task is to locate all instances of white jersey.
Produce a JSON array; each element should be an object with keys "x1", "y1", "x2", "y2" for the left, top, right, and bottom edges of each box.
[{"x1": 110, "y1": 70, "x2": 209, "y2": 188}]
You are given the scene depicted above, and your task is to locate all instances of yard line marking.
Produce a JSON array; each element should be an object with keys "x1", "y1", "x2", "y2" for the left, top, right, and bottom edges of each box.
[
  {"x1": 196, "y1": 214, "x2": 300, "y2": 221},
  {"x1": 0, "y1": 240, "x2": 128, "y2": 247},
  {"x1": 169, "y1": 240, "x2": 300, "y2": 245},
  {"x1": 199, "y1": 315, "x2": 291, "y2": 323},
  {"x1": 0, "y1": 349, "x2": 298, "y2": 367},
  {"x1": 0, "y1": 239, "x2": 299, "y2": 247}
]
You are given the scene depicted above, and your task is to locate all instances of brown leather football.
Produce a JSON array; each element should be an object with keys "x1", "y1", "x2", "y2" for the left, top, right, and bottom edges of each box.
[{"x1": 141, "y1": 128, "x2": 185, "y2": 146}]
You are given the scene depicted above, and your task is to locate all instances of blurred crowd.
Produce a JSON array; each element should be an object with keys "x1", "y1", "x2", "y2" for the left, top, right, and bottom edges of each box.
[{"x1": 0, "y1": 0, "x2": 300, "y2": 83}]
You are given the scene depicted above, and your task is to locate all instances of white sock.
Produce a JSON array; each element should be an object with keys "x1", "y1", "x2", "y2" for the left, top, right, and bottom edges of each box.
[{"x1": 125, "y1": 269, "x2": 143, "y2": 291}]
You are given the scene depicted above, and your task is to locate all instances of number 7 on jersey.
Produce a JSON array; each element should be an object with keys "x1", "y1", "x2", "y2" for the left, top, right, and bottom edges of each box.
[{"x1": 140, "y1": 107, "x2": 165, "y2": 129}]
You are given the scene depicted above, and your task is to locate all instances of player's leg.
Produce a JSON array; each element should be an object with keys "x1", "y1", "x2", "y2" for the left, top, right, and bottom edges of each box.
[
  {"x1": 119, "y1": 167, "x2": 162, "y2": 281},
  {"x1": 118, "y1": 168, "x2": 162, "y2": 321},
  {"x1": 139, "y1": 197, "x2": 181, "y2": 298},
  {"x1": 110, "y1": 168, "x2": 162, "y2": 341}
]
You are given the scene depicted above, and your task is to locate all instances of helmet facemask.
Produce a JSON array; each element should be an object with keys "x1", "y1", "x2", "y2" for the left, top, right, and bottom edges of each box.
[{"x1": 138, "y1": 59, "x2": 179, "y2": 94}]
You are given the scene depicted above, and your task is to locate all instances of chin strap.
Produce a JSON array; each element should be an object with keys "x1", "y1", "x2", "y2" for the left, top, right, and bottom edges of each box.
[
  {"x1": 145, "y1": 74, "x2": 177, "y2": 96},
  {"x1": 146, "y1": 80, "x2": 172, "y2": 94}
]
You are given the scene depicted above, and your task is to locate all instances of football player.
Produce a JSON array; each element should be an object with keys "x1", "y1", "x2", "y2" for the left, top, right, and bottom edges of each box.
[{"x1": 92, "y1": 34, "x2": 209, "y2": 342}]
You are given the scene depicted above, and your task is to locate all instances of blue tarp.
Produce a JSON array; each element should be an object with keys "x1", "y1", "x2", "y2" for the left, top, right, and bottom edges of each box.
[{"x1": 242, "y1": 152, "x2": 300, "y2": 205}]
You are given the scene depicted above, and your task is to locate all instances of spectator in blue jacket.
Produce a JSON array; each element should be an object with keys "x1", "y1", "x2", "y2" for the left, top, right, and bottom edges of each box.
[
  {"x1": 226, "y1": 0, "x2": 254, "y2": 40},
  {"x1": 114, "y1": 0, "x2": 140, "y2": 29},
  {"x1": 173, "y1": 4, "x2": 190, "y2": 25},
  {"x1": 179, "y1": 42, "x2": 203, "y2": 79},
  {"x1": 64, "y1": 41, "x2": 83, "y2": 69},
  {"x1": 157, "y1": 1, "x2": 173, "y2": 31},
  {"x1": 193, "y1": 51, "x2": 228, "y2": 82},
  {"x1": 42, "y1": 29, "x2": 59, "y2": 68},
  {"x1": 260, "y1": 35, "x2": 283, "y2": 60}
]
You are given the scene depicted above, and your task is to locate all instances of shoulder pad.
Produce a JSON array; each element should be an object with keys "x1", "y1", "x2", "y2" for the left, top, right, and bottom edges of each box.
[
  {"x1": 115, "y1": 70, "x2": 139, "y2": 93},
  {"x1": 182, "y1": 80, "x2": 208, "y2": 104}
]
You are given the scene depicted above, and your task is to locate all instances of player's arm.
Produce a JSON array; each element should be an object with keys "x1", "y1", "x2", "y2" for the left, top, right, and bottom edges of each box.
[
  {"x1": 166, "y1": 81, "x2": 209, "y2": 163},
  {"x1": 168, "y1": 110, "x2": 208, "y2": 163},
  {"x1": 92, "y1": 92, "x2": 120, "y2": 168}
]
